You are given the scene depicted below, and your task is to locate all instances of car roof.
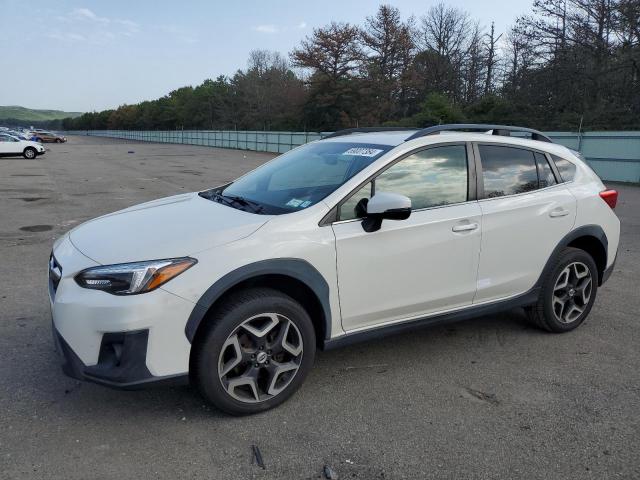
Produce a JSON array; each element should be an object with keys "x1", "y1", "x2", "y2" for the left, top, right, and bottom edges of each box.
[
  {"x1": 318, "y1": 130, "x2": 574, "y2": 158},
  {"x1": 319, "y1": 130, "x2": 419, "y2": 146}
]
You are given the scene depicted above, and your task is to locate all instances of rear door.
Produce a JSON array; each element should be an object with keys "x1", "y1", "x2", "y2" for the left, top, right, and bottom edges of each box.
[{"x1": 473, "y1": 143, "x2": 576, "y2": 303}]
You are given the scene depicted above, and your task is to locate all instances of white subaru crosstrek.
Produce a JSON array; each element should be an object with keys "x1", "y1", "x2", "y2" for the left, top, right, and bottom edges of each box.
[
  {"x1": 49, "y1": 124, "x2": 620, "y2": 415},
  {"x1": 0, "y1": 133, "x2": 46, "y2": 158}
]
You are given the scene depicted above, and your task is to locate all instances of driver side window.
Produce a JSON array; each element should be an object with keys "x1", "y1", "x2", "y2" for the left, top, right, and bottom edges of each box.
[{"x1": 338, "y1": 144, "x2": 469, "y2": 221}]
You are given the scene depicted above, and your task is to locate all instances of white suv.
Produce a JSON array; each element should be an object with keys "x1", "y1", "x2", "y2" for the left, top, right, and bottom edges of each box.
[
  {"x1": 0, "y1": 133, "x2": 46, "y2": 158},
  {"x1": 49, "y1": 124, "x2": 620, "y2": 415}
]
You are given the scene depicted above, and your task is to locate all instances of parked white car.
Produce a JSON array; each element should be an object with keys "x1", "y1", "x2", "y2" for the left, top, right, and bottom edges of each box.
[
  {"x1": 0, "y1": 133, "x2": 46, "y2": 158},
  {"x1": 49, "y1": 124, "x2": 620, "y2": 414}
]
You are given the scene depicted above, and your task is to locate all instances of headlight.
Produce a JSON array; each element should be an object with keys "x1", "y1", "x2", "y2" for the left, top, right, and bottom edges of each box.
[{"x1": 75, "y1": 257, "x2": 196, "y2": 295}]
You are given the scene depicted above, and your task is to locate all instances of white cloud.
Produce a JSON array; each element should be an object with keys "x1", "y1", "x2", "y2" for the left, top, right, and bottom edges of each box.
[
  {"x1": 254, "y1": 24, "x2": 279, "y2": 34},
  {"x1": 46, "y1": 8, "x2": 140, "y2": 44},
  {"x1": 70, "y1": 8, "x2": 110, "y2": 24},
  {"x1": 73, "y1": 8, "x2": 97, "y2": 20},
  {"x1": 46, "y1": 32, "x2": 86, "y2": 42},
  {"x1": 253, "y1": 22, "x2": 306, "y2": 34}
]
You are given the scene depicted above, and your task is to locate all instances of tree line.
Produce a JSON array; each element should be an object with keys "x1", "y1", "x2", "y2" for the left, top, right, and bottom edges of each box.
[{"x1": 63, "y1": 0, "x2": 640, "y2": 132}]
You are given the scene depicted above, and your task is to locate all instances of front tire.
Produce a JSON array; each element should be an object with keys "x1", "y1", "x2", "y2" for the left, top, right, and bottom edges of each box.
[
  {"x1": 55, "y1": 138, "x2": 62, "y2": 143},
  {"x1": 193, "y1": 288, "x2": 316, "y2": 415},
  {"x1": 526, "y1": 247, "x2": 598, "y2": 332},
  {"x1": 23, "y1": 147, "x2": 37, "y2": 159}
]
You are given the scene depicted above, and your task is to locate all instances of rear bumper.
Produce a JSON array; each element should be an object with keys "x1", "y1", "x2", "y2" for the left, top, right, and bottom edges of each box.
[{"x1": 601, "y1": 252, "x2": 617, "y2": 285}]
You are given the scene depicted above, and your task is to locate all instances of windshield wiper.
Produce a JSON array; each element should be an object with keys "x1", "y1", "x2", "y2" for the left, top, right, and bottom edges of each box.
[
  {"x1": 203, "y1": 191, "x2": 264, "y2": 214},
  {"x1": 223, "y1": 194, "x2": 265, "y2": 214}
]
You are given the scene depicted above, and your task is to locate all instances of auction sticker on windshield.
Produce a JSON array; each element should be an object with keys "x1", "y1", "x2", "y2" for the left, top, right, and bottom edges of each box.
[{"x1": 343, "y1": 147, "x2": 384, "y2": 157}]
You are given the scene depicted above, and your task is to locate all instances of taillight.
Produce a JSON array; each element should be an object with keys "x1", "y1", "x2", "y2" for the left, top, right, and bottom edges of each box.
[{"x1": 599, "y1": 189, "x2": 618, "y2": 209}]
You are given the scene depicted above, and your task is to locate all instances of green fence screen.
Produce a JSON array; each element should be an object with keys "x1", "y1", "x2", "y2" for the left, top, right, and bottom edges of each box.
[{"x1": 66, "y1": 129, "x2": 640, "y2": 183}]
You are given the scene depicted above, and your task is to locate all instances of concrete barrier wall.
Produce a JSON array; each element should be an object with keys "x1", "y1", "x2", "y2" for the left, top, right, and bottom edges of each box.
[{"x1": 67, "y1": 129, "x2": 640, "y2": 183}]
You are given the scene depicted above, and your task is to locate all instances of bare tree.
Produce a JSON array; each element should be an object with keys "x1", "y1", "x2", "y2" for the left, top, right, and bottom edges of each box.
[
  {"x1": 503, "y1": 25, "x2": 537, "y2": 92},
  {"x1": 418, "y1": 3, "x2": 473, "y2": 100},
  {"x1": 462, "y1": 22, "x2": 485, "y2": 102},
  {"x1": 484, "y1": 22, "x2": 503, "y2": 95},
  {"x1": 248, "y1": 50, "x2": 288, "y2": 75},
  {"x1": 236, "y1": 50, "x2": 304, "y2": 130},
  {"x1": 420, "y1": 2, "x2": 471, "y2": 57}
]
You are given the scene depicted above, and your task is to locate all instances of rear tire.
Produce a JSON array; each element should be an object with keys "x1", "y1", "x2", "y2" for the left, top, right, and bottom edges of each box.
[
  {"x1": 23, "y1": 147, "x2": 36, "y2": 159},
  {"x1": 526, "y1": 247, "x2": 598, "y2": 332},
  {"x1": 193, "y1": 288, "x2": 316, "y2": 415}
]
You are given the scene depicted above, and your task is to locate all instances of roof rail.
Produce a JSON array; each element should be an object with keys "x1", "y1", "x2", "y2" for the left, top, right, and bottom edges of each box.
[
  {"x1": 322, "y1": 127, "x2": 418, "y2": 139},
  {"x1": 404, "y1": 124, "x2": 553, "y2": 143}
]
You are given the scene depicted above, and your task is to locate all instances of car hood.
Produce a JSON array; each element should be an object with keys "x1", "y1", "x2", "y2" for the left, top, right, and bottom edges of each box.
[{"x1": 69, "y1": 192, "x2": 270, "y2": 264}]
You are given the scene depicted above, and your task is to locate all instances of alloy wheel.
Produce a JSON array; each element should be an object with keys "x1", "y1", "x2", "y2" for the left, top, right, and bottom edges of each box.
[
  {"x1": 552, "y1": 261, "x2": 593, "y2": 324},
  {"x1": 218, "y1": 313, "x2": 304, "y2": 403}
]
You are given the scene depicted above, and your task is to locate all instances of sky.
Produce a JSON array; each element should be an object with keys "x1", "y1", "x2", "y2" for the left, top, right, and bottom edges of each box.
[{"x1": 0, "y1": 0, "x2": 533, "y2": 112}]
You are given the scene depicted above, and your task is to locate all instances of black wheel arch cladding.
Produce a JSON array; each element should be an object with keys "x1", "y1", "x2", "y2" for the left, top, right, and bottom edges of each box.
[
  {"x1": 536, "y1": 224, "x2": 609, "y2": 288},
  {"x1": 184, "y1": 258, "x2": 332, "y2": 344},
  {"x1": 184, "y1": 226, "x2": 609, "y2": 350}
]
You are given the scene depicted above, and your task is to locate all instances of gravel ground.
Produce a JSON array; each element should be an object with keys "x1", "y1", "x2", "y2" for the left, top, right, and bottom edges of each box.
[{"x1": 0, "y1": 135, "x2": 638, "y2": 479}]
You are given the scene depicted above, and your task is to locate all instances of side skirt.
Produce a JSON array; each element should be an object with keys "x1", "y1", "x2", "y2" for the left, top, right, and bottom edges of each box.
[{"x1": 322, "y1": 287, "x2": 540, "y2": 351}]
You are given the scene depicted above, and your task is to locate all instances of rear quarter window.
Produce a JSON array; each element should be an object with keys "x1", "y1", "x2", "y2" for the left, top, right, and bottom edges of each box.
[{"x1": 551, "y1": 154, "x2": 577, "y2": 182}]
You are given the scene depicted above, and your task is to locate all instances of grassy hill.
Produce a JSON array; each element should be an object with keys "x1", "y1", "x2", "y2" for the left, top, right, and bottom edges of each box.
[{"x1": 0, "y1": 106, "x2": 83, "y2": 122}]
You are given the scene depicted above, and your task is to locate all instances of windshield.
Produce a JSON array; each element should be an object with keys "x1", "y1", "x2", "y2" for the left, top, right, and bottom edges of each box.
[{"x1": 202, "y1": 141, "x2": 392, "y2": 215}]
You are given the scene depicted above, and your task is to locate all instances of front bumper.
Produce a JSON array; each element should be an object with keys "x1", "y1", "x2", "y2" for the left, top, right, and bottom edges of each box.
[
  {"x1": 50, "y1": 235, "x2": 194, "y2": 388},
  {"x1": 52, "y1": 326, "x2": 187, "y2": 389}
]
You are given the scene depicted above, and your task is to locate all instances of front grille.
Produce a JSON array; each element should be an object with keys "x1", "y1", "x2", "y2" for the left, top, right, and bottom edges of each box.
[{"x1": 49, "y1": 254, "x2": 62, "y2": 297}]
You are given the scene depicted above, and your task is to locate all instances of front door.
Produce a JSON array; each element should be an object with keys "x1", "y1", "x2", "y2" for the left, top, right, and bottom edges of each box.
[
  {"x1": 0, "y1": 135, "x2": 19, "y2": 154},
  {"x1": 332, "y1": 144, "x2": 482, "y2": 332}
]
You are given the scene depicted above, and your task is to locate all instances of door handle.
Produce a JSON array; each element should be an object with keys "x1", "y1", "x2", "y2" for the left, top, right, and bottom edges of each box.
[
  {"x1": 452, "y1": 222, "x2": 479, "y2": 232},
  {"x1": 549, "y1": 209, "x2": 570, "y2": 218}
]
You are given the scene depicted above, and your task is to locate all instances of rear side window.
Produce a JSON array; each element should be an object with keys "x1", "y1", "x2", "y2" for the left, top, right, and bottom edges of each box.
[
  {"x1": 535, "y1": 152, "x2": 557, "y2": 188},
  {"x1": 478, "y1": 145, "x2": 538, "y2": 198},
  {"x1": 551, "y1": 154, "x2": 577, "y2": 182}
]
